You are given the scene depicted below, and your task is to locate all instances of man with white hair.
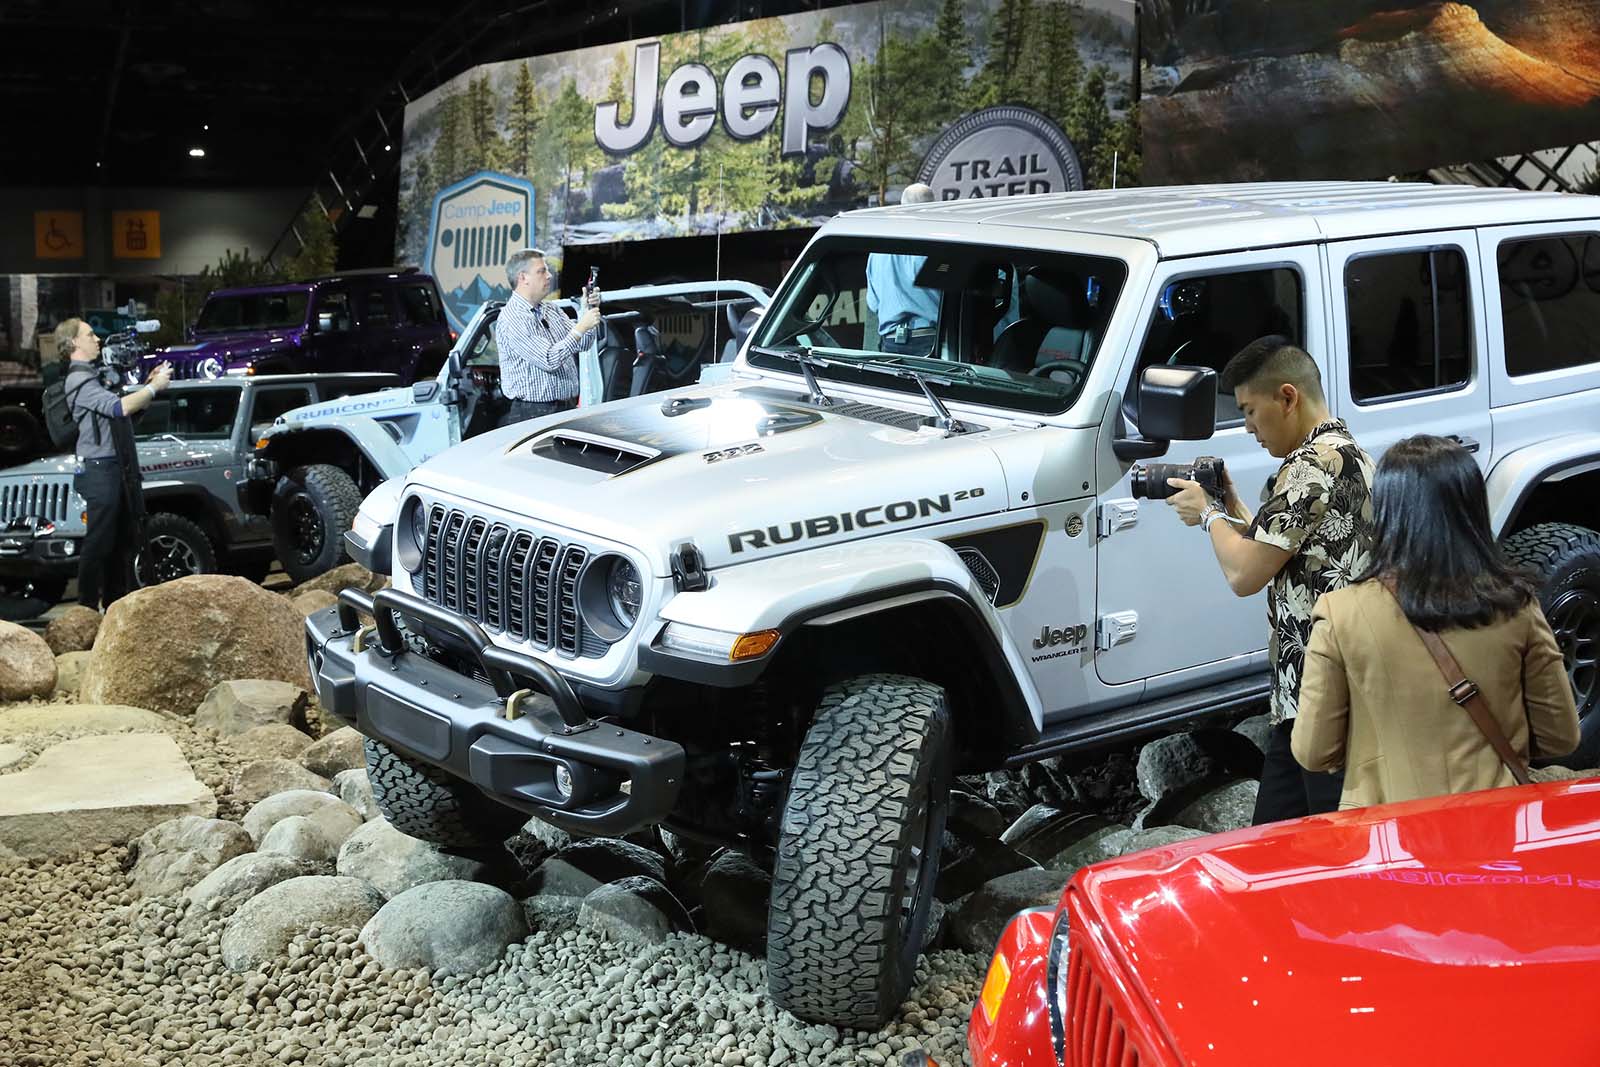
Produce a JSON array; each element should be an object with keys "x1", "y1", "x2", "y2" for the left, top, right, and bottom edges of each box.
[
  {"x1": 865, "y1": 183, "x2": 940, "y2": 355},
  {"x1": 493, "y1": 248, "x2": 601, "y2": 427}
]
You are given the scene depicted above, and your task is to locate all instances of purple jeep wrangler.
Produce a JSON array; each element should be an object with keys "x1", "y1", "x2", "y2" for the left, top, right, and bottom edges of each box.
[{"x1": 142, "y1": 268, "x2": 453, "y2": 383}]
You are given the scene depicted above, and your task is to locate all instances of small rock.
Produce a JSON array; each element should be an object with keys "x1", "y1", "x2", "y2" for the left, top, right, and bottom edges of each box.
[
  {"x1": 360, "y1": 881, "x2": 528, "y2": 976},
  {"x1": 185, "y1": 853, "x2": 318, "y2": 918},
  {"x1": 949, "y1": 868, "x2": 1072, "y2": 953},
  {"x1": 221, "y1": 876, "x2": 382, "y2": 971},
  {"x1": 578, "y1": 876, "x2": 692, "y2": 946},
  {"x1": 234, "y1": 723, "x2": 315, "y2": 762},
  {"x1": 129, "y1": 816, "x2": 253, "y2": 898},
  {"x1": 333, "y1": 769, "x2": 377, "y2": 820},
  {"x1": 195, "y1": 680, "x2": 311, "y2": 736},
  {"x1": 1135, "y1": 733, "x2": 1220, "y2": 803},
  {"x1": 44, "y1": 605, "x2": 102, "y2": 654},
  {"x1": 0, "y1": 620, "x2": 56, "y2": 700},
  {"x1": 299, "y1": 727, "x2": 364, "y2": 778},
  {"x1": 52, "y1": 651, "x2": 92, "y2": 695},
  {"x1": 336, "y1": 818, "x2": 501, "y2": 900},
  {"x1": 230, "y1": 760, "x2": 333, "y2": 807},
  {"x1": 947, "y1": 790, "x2": 1009, "y2": 841},
  {"x1": 291, "y1": 563, "x2": 385, "y2": 598},
  {"x1": 1170, "y1": 779, "x2": 1259, "y2": 835},
  {"x1": 544, "y1": 838, "x2": 667, "y2": 889},
  {"x1": 241, "y1": 789, "x2": 360, "y2": 844},
  {"x1": 520, "y1": 816, "x2": 572, "y2": 853}
]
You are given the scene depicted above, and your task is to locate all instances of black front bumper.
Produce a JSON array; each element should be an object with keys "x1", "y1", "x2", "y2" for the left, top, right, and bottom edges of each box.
[
  {"x1": 305, "y1": 587, "x2": 683, "y2": 836},
  {"x1": 0, "y1": 532, "x2": 81, "y2": 575}
]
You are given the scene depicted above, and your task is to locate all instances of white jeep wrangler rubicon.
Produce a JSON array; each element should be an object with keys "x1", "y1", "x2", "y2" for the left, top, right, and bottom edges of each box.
[{"x1": 307, "y1": 182, "x2": 1600, "y2": 1029}]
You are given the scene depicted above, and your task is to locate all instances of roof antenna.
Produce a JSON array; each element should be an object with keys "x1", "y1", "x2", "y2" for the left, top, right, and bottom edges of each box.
[{"x1": 1112, "y1": 151, "x2": 1119, "y2": 190}]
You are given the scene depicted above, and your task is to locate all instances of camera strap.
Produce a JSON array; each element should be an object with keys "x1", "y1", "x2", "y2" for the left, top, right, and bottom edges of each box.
[{"x1": 1380, "y1": 579, "x2": 1532, "y2": 786}]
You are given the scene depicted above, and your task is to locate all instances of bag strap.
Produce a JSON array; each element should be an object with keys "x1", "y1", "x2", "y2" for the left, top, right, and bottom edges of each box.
[{"x1": 1381, "y1": 578, "x2": 1532, "y2": 786}]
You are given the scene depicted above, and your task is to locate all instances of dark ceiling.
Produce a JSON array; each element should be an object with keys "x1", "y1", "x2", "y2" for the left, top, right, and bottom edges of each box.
[{"x1": 0, "y1": 0, "x2": 842, "y2": 191}]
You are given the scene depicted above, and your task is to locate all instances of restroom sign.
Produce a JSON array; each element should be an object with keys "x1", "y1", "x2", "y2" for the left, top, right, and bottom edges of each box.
[{"x1": 112, "y1": 211, "x2": 162, "y2": 258}]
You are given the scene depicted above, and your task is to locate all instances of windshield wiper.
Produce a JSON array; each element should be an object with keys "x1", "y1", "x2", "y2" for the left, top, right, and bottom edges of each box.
[
  {"x1": 751, "y1": 344, "x2": 832, "y2": 407},
  {"x1": 851, "y1": 360, "x2": 970, "y2": 436}
]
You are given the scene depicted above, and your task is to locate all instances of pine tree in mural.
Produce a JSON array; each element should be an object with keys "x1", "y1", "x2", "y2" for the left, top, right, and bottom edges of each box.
[
  {"x1": 930, "y1": 0, "x2": 971, "y2": 124},
  {"x1": 1027, "y1": 2, "x2": 1083, "y2": 127},
  {"x1": 508, "y1": 62, "x2": 544, "y2": 180},
  {"x1": 1068, "y1": 65, "x2": 1113, "y2": 186},
  {"x1": 972, "y1": 0, "x2": 1033, "y2": 107}
]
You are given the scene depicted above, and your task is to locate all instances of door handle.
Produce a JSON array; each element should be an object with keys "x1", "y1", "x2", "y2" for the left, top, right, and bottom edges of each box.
[{"x1": 1446, "y1": 434, "x2": 1480, "y2": 454}]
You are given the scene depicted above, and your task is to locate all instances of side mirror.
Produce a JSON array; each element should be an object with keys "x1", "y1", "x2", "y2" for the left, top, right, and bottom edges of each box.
[
  {"x1": 1113, "y1": 365, "x2": 1218, "y2": 460},
  {"x1": 447, "y1": 349, "x2": 463, "y2": 380}
]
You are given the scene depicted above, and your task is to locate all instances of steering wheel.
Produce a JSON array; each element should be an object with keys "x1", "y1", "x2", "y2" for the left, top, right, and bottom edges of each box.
[{"x1": 1029, "y1": 358, "x2": 1089, "y2": 386}]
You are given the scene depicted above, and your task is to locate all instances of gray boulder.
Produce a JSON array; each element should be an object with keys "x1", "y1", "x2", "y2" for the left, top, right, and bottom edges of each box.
[
  {"x1": 578, "y1": 876, "x2": 692, "y2": 947},
  {"x1": 230, "y1": 759, "x2": 333, "y2": 807},
  {"x1": 360, "y1": 881, "x2": 528, "y2": 976},
  {"x1": 545, "y1": 838, "x2": 666, "y2": 889},
  {"x1": 195, "y1": 679, "x2": 310, "y2": 735},
  {"x1": 1114, "y1": 825, "x2": 1208, "y2": 859},
  {"x1": 259, "y1": 813, "x2": 356, "y2": 863},
  {"x1": 698, "y1": 850, "x2": 771, "y2": 955},
  {"x1": 336, "y1": 818, "x2": 498, "y2": 900},
  {"x1": 43, "y1": 605, "x2": 102, "y2": 654},
  {"x1": 220, "y1": 875, "x2": 383, "y2": 971},
  {"x1": 1233, "y1": 714, "x2": 1274, "y2": 756},
  {"x1": 522, "y1": 894, "x2": 584, "y2": 931},
  {"x1": 948, "y1": 789, "x2": 1009, "y2": 841},
  {"x1": 233, "y1": 723, "x2": 314, "y2": 761},
  {"x1": 950, "y1": 868, "x2": 1071, "y2": 953},
  {"x1": 299, "y1": 727, "x2": 364, "y2": 778},
  {"x1": 1039, "y1": 823, "x2": 1134, "y2": 877},
  {"x1": 185, "y1": 853, "x2": 318, "y2": 918},
  {"x1": 241, "y1": 789, "x2": 359, "y2": 845},
  {"x1": 1135, "y1": 733, "x2": 1220, "y2": 803},
  {"x1": 1171, "y1": 779, "x2": 1259, "y2": 835},
  {"x1": 129, "y1": 816, "x2": 253, "y2": 898},
  {"x1": 1001, "y1": 805, "x2": 1120, "y2": 865},
  {"x1": 333, "y1": 768, "x2": 378, "y2": 820},
  {"x1": 520, "y1": 816, "x2": 573, "y2": 853}
]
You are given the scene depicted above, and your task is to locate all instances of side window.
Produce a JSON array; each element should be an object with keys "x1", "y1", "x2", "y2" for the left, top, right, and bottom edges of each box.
[
  {"x1": 359, "y1": 289, "x2": 391, "y2": 328},
  {"x1": 249, "y1": 386, "x2": 313, "y2": 433},
  {"x1": 1346, "y1": 248, "x2": 1471, "y2": 402},
  {"x1": 397, "y1": 286, "x2": 443, "y2": 326},
  {"x1": 313, "y1": 290, "x2": 352, "y2": 333},
  {"x1": 1129, "y1": 267, "x2": 1304, "y2": 426},
  {"x1": 1498, "y1": 233, "x2": 1600, "y2": 376}
]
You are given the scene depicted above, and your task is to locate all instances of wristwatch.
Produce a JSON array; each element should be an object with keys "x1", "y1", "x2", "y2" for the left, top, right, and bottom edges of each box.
[{"x1": 1199, "y1": 502, "x2": 1224, "y2": 530}]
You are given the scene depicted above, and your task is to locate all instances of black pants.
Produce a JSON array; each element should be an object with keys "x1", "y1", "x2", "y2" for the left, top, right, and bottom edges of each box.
[
  {"x1": 75, "y1": 459, "x2": 139, "y2": 610},
  {"x1": 497, "y1": 397, "x2": 576, "y2": 427},
  {"x1": 1252, "y1": 719, "x2": 1345, "y2": 825}
]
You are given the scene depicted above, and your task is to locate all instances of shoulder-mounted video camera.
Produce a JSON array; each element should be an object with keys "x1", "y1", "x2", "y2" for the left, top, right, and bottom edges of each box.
[{"x1": 99, "y1": 319, "x2": 161, "y2": 387}]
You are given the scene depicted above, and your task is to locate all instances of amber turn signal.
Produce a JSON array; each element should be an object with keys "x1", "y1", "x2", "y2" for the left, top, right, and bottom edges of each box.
[
  {"x1": 978, "y1": 950, "x2": 1011, "y2": 1024},
  {"x1": 728, "y1": 629, "x2": 779, "y2": 661}
]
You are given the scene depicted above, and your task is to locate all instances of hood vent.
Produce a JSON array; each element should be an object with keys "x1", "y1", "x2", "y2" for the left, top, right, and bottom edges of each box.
[{"x1": 528, "y1": 430, "x2": 660, "y2": 476}]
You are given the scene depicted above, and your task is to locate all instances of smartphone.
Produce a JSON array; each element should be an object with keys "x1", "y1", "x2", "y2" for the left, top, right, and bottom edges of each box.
[{"x1": 586, "y1": 267, "x2": 600, "y2": 306}]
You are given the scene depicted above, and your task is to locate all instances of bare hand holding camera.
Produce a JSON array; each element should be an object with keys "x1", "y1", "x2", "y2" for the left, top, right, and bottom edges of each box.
[{"x1": 147, "y1": 361, "x2": 173, "y2": 391}]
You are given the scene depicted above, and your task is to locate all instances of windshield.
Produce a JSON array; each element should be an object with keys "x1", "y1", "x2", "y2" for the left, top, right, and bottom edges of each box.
[
  {"x1": 748, "y1": 237, "x2": 1127, "y2": 415},
  {"x1": 195, "y1": 292, "x2": 309, "y2": 333},
  {"x1": 132, "y1": 389, "x2": 242, "y2": 440}
]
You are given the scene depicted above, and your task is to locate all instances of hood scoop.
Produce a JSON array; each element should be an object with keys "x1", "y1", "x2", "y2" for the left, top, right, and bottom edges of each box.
[{"x1": 527, "y1": 429, "x2": 661, "y2": 476}]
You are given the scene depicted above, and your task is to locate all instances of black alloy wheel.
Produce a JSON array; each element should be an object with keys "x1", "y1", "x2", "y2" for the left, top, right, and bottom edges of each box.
[
  {"x1": 132, "y1": 513, "x2": 217, "y2": 588},
  {"x1": 285, "y1": 492, "x2": 325, "y2": 567},
  {"x1": 1548, "y1": 588, "x2": 1600, "y2": 720}
]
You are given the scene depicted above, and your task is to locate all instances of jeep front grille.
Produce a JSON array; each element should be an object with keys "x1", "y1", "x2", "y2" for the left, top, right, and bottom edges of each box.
[
  {"x1": 419, "y1": 504, "x2": 597, "y2": 658},
  {"x1": 0, "y1": 478, "x2": 74, "y2": 525}
]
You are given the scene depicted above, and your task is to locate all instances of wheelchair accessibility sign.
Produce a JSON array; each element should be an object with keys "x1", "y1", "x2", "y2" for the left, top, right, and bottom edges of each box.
[{"x1": 423, "y1": 171, "x2": 536, "y2": 332}]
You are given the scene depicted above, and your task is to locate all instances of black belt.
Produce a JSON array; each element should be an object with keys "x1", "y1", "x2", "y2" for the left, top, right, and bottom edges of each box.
[{"x1": 77, "y1": 456, "x2": 122, "y2": 466}]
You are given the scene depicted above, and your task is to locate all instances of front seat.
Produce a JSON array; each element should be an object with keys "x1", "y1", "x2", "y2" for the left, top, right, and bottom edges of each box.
[
  {"x1": 631, "y1": 325, "x2": 662, "y2": 396},
  {"x1": 990, "y1": 271, "x2": 1093, "y2": 375},
  {"x1": 721, "y1": 302, "x2": 762, "y2": 363},
  {"x1": 597, "y1": 317, "x2": 636, "y2": 402}
]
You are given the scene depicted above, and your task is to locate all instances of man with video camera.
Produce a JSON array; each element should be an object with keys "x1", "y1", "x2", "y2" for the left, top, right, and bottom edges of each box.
[
  {"x1": 1162, "y1": 335, "x2": 1376, "y2": 825},
  {"x1": 57, "y1": 318, "x2": 172, "y2": 611}
]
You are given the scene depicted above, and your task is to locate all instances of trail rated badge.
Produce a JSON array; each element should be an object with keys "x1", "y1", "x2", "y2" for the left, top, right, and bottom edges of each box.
[{"x1": 918, "y1": 106, "x2": 1083, "y2": 202}]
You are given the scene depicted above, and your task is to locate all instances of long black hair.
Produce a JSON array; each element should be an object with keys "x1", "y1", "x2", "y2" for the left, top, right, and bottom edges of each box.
[{"x1": 1361, "y1": 434, "x2": 1534, "y2": 630}]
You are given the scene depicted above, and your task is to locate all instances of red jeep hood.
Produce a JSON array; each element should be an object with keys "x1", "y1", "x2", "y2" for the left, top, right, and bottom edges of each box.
[{"x1": 1075, "y1": 778, "x2": 1600, "y2": 1064}]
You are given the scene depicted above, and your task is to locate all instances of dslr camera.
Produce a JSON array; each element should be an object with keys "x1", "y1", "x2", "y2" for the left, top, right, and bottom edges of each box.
[{"x1": 1130, "y1": 455, "x2": 1226, "y2": 501}]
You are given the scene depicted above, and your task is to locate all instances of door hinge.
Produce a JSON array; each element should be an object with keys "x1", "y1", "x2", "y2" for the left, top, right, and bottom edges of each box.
[
  {"x1": 1097, "y1": 499, "x2": 1139, "y2": 539},
  {"x1": 1096, "y1": 611, "x2": 1139, "y2": 651}
]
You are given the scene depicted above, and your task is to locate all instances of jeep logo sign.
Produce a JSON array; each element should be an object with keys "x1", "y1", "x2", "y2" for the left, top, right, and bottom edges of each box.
[
  {"x1": 423, "y1": 170, "x2": 536, "y2": 332},
  {"x1": 918, "y1": 105, "x2": 1083, "y2": 201}
]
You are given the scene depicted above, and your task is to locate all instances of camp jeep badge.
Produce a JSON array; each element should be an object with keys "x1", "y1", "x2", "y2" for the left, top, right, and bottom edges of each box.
[
  {"x1": 423, "y1": 170, "x2": 536, "y2": 332},
  {"x1": 918, "y1": 105, "x2": 1083, "y2": 202}
]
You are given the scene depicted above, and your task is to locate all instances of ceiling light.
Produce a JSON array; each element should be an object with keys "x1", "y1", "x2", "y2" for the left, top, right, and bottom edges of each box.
[
  {"x1": 189, "y1": 147, "x2": 205, "y2": 158},
  {"x1": 203, "y1": 124, "x2": 209, "y2": 131},
  {"x1": 384, "y1": 144, "x2": 392, "y2": 152}
]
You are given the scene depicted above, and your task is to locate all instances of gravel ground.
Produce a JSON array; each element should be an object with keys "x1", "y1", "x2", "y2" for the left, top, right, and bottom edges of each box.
[{"x1": 0, "y1": 841, "x2": 984, "y2": 1067}]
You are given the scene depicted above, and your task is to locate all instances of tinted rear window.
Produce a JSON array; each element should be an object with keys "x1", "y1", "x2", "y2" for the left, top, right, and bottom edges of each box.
[{"x1": 196, "y1": 293, "x2": 308, "y2": 333}]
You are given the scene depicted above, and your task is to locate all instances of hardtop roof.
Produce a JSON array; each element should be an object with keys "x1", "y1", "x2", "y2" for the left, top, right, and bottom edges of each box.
[{"x1": 842, "y1": 181, "x2": 1587, "y2": 257}]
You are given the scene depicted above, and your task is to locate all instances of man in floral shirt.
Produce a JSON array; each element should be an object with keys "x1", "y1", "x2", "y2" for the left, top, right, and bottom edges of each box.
[{"x1": 1166, "y1": 336, "x2": 1375, "y2": 825}]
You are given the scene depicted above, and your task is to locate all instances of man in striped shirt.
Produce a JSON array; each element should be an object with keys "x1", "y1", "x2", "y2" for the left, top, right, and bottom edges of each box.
[{"x1": 493, "y1": 248, "x2": 601, "y2": 427}]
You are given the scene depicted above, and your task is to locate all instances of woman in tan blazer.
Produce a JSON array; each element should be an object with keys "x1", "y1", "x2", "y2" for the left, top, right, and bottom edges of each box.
[{"x1": 1292, "y1": 435, "x2": 1580, "y2": 810}]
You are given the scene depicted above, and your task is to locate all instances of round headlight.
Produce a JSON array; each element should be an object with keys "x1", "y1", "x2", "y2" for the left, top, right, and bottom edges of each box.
[
  {"x1": 606, "y1": 558, "x2": 641, "y2": 626},
  {"x1": 197, "y1": 356, "x2": 223, "y2": 379},
  {"x1": 408, "y1": 498, "x2": 428, "y2": 552}
]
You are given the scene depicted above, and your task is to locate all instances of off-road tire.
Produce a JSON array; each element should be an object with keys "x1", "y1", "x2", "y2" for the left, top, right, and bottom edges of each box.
[
  {"x1": 1503, "y1": 522, "x2": 1600, "y2": 767},
  {"x1": 272, "y1": 464, "x2": 361, "y2": 584},
  {"x1": 132, "y1": 513, "x2": 217, "y2": 588},
  {"x1": 767, "y1": 673, "x2": 953, "y2": 1030},
  {"x1": 364, "y1": 737, "x2": 528, "y2": 849}
]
